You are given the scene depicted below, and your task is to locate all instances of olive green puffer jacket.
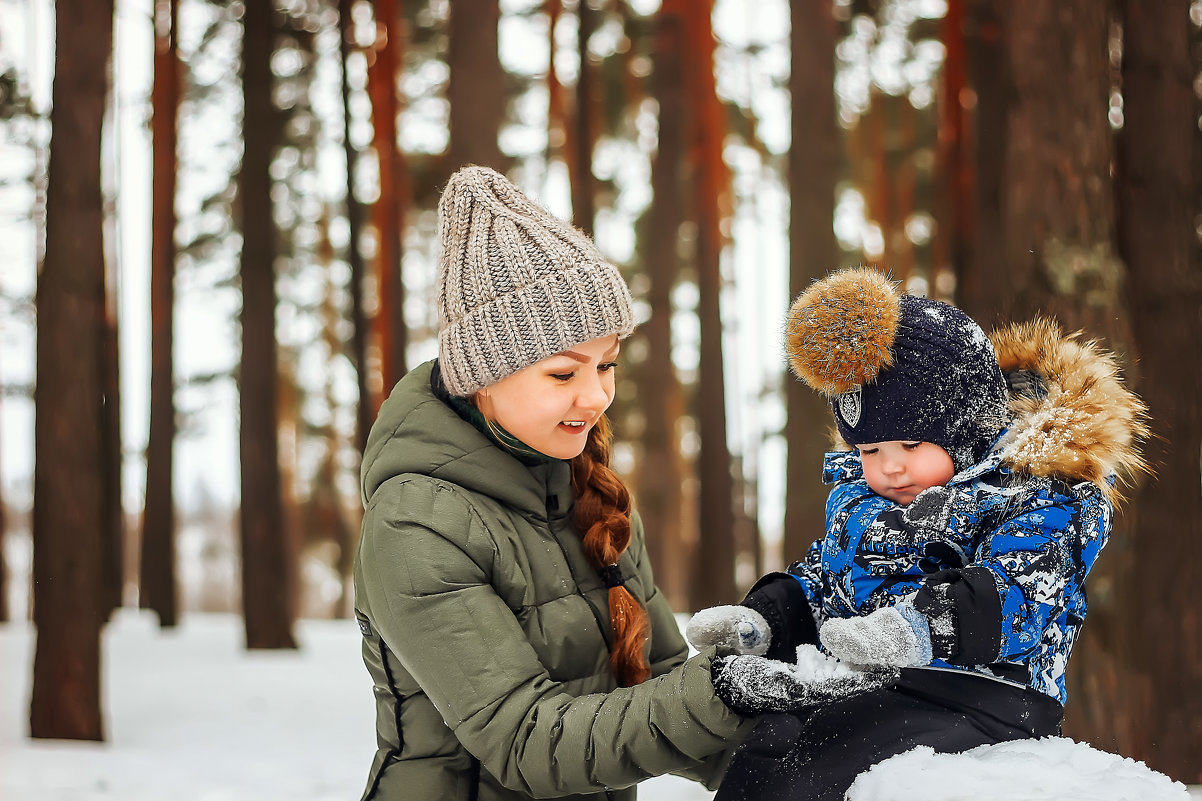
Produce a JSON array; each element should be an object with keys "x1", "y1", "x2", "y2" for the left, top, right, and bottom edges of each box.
[{"x1": 353, "y1": 361, "x2": 753, "y2": 801}]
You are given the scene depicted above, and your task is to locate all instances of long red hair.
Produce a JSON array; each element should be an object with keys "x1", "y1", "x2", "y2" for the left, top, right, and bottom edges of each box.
[{"x1": 571, "y1": 415, "x2": 650, "y2": 686}]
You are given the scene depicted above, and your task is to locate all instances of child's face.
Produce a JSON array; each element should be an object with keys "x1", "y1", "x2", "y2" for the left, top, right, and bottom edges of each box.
[{"x1": 856, "y1": 441, "x2": 955, "y2": 505}]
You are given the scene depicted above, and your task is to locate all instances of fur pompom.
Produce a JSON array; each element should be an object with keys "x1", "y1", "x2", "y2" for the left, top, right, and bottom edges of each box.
[{"x1": 785, "y1": 268, "x2": 901, "y2": 395}]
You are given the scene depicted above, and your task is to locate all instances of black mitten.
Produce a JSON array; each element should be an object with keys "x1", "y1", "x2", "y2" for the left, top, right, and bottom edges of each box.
[{"x1": 711, "y1": 653, "x2": 898, "y2": 716}]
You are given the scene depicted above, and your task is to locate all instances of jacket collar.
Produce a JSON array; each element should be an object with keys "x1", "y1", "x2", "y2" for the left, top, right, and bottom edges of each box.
[
  {"x1": 360, "y1": 360, "x2": 572, "y2": 519},
  {"x1": 989, "y1": 319, "x2": 1148, "y2": 505}
]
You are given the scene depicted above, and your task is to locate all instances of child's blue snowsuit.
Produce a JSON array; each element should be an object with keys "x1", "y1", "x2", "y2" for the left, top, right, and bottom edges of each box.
[{"x1": 794, "y1": 439, "x2": 1111, "y2": 705}]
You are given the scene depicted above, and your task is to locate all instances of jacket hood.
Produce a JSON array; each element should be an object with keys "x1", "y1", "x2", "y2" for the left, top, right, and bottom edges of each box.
[
  {"x1": 360, "y1": 360, "x2": 558, "y2": 515},
  {"x1": 990, "y1": 318, "x2": 1149, "y2": 505}
]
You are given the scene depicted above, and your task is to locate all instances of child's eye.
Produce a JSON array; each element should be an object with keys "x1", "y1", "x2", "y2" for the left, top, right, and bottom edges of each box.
[
  {"x1": 550, "y1": 372, "x2": 574, "y2": 381},
  {"x1": 902, "y1": 442, "x2": 922, "y2": 451},
  {"x1": 859, "y1": 447, "x2": 878, "y2": 456}
]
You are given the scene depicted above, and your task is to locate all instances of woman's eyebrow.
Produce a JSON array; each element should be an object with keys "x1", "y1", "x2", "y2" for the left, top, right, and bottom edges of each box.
[{"x1": 559, "y1": 347, "x2": 621, "y2": 363}]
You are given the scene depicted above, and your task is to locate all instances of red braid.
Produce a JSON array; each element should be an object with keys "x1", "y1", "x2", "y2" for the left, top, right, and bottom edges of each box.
[{"x1": 571, "y1": 415, "x2": 651, "y2": 686}]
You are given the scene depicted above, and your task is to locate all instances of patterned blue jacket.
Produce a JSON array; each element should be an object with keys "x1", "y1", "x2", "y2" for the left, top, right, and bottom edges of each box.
[
  {"x1": 793, "y1": 446, "x2": 1109, "y2": 704},
  {"x1": 757, "y1": 321, "x2": 1146, "y2": 706}
]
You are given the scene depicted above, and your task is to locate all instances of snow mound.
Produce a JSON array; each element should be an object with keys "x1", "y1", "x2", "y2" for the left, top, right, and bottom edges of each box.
[{"x1": 846, "y1": 736, "x2": 1190, "y2": 801}]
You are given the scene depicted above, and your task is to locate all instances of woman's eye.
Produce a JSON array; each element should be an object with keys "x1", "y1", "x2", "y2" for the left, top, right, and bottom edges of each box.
[
  {"x1": 550, "y1": 372, "x2": 574, "y2": 381},
  {"x1": 599, "y1": 361, "x2": 618, "y2": 373}
]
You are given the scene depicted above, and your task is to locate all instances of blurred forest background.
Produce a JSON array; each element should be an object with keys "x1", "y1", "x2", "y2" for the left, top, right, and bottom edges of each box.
[{"x1": 0, "y1": 0, "x2": 1199, "y2": 785}]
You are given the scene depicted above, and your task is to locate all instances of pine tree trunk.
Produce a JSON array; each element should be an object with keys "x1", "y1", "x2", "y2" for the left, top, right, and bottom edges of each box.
[
  {"x1": 100, "y1": 272, "x2": 123, "y2": 619},
  {"x1": 239, "y1": 0, "x2": 297, "y2": 650},
  {"x1": 30, "y1": 0, "x2": 114, "y2": 741},
  {"x1": 1108, "y1": 0, "x2": 1201, "y2": 781},
  {"x1": 783, "y1": 0, "x2": 840, "y2": 566},
  {"x1": 571, "y1": 1, "x2": 597, "y2": 235},
  {"x1": 547, "y1": 0, "x2": 566, "y2": 172},
  {"x1": 686, "y1": 0, "x2": 736, "y2": 610},
  {"x1": 447, "y1": 0, "x2": 506, "y2": 172},
  {"x1": 338, "y1": 0, "x2": 372, "y2": 454},
  {"x1": 963, "y1": 0, "x2": 1157, "y2": 768},
  {"x1": 958, "y1": 0, "x2": 1007, "y2": 323},
  {"x1": 368, "y1": 0, "x2": 407, "y2": 394},
  {"x1": 636, "y1": 1, "x2": 687, "y2": 610},
  {"x1": 141, "y1": 0, "x2": 180, "y2": 628},
  {"x1": 934, "y1": 0, "x2": 970, "y2": 287},
  {"x1": 97, "y1": 258, "x2": 122, "y2": 613},
  {"x1": 964, "y1": 1, "x2": 1128, "y2": 345}
]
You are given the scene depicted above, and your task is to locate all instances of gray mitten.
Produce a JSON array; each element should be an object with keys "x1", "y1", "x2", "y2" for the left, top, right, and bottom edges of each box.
[
  {"x1": 901, "y1": 485, "x2": 963, "y2": 534},
  {"x1": 686, "y1": 605, "x2": 771, "y2": 656},
  {"x1": 820, "y1": 603, "x2": 934, "y2": 668},
  {"x1": 711, "y1": 652, "x2": 899, "y2": 716}
]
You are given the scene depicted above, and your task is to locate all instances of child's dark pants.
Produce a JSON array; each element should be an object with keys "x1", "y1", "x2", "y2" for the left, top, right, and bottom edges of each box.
[{"x1": 714, "y1": 668, "x2": 1063, "y2": 801}]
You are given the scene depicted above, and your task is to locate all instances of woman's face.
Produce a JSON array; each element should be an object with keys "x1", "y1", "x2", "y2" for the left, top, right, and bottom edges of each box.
[{"x1": 475, "y1": 335, "x2": 620, "y2": 460}]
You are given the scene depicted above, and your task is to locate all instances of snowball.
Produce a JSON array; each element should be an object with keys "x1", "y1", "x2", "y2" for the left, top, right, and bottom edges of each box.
[{"x1": 792, "y1": 644, "x2": 858, "y2": 680}]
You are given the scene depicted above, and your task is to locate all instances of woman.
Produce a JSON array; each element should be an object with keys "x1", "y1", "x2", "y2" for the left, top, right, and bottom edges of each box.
[{"x1": 351, "y1": 165, "x2": 754, "y2": 800}]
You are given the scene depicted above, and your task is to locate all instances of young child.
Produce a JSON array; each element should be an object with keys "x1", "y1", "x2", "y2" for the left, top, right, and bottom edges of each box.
[{"x1": 693, "y1": 267, "x2": 1148, "y2": 801}]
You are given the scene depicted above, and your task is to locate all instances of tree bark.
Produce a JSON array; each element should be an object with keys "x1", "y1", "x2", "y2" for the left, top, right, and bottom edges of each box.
[
  {"x1": 100, "y1": 273, "x2": 123, "y2": 619},
  {"x1": 571, "y1": 0, "x2": 597, "y2": 235},
  {"x1": 447, "y1": 0, "x2": 506, "y2": 172},
  {"x1": 963, "y1": 1, "x2": 1128, "y2": 347},
  {"x1": 783, "y1": 0, "x2": 840, "y2": 567},
  {"x1": 1107, "y1": 0, "x2": 1201, "y2": 781},
  {"x1": 958, "y1": 0, "x2": 1006, "y2": 317},
  {"x1": 30, "y1": 0, "x2": 114, "y2": 741},
  {"x1": 338, "y1": 0, "x2": 372, "y2": 455},
  {"x1": 636, "y1": 1, "x2": 687, "y2": 610},
  {"x1": 934, "y1": 0, "x2": 971, "y2": 285},
  {"x1": 368, "y1": 0, "x2": 408, "y2": 396},
  {"x1": 239, "y1": 0, "x2": 297, "y2": 650},
  {"x1": 141, "y1": 0, "x2": 181, "y2": 628},
  {"x1": 685, "y1": 0, "x2": 737, "y2": 610},
  {"x1": 962, "y1": 0, "x2": 1161, "y2": 770}
]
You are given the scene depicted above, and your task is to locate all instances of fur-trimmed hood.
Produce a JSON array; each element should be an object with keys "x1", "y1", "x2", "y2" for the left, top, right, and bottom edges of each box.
[{"x1": 990, "y1": 318, "x2": 1149, "y2": 505}]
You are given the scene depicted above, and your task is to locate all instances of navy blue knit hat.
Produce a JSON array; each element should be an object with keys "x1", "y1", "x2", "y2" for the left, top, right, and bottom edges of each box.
[{"x1": 785, "y1": 268, "x2": 1008, "y2": 471}]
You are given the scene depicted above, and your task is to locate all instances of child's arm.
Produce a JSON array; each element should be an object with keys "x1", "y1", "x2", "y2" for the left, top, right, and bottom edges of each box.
[
  {"x1": 689, "y1": 477, "x2": 976, "y2": 662},
  {"x1": 823, "y1": 479, "x2": 1109, "y2": 669},
  {"x1": 914, "y1": 479, "x2": 1109, "y2": 666},
  {"x1": 820, "y1": 479, "x2": 980, "y2": 612},
  {"x1": 686, "y1": 539, "x2": 824, "y2": 662}
]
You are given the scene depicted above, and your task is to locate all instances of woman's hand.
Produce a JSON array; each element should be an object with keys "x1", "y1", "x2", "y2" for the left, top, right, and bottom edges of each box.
[{"x1": 711, "y1": 653, "x2": 899, "y2": 716}]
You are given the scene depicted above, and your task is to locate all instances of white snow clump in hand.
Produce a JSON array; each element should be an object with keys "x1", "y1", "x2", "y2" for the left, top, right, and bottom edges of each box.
[{"x1": 792, "y1": 643, "x2": 858, "y2": 679}]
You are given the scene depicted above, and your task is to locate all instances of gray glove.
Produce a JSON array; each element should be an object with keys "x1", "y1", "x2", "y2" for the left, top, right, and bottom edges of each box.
[
  {"x1": 686, "y1": 605, "x2": 771, "y2": 656},
  {"x1": 820, "y1": 603, "x2": 934, "y2": 668},
  {"x1": 711, "y1": 653, "x2": 899, "y2": 716},
  {"x1": 901, "y1": 485, "x2": 968, "y2": 534}
]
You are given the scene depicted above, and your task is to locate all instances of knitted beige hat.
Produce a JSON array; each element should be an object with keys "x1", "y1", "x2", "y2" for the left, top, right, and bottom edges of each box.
[{"x1": 436, "y1": 165, "x2": 636, "y2": 396}]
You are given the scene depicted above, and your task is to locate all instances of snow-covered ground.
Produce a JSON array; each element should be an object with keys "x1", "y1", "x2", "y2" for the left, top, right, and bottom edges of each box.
[{"x1": 0, "y1": 610, "x2": 1196, "y2": 801}]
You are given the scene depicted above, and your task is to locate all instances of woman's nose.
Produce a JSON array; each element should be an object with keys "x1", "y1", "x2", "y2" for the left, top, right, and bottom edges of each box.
[{"x1": 575, "y1": 372, "x2": 610, "y2": 410}]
